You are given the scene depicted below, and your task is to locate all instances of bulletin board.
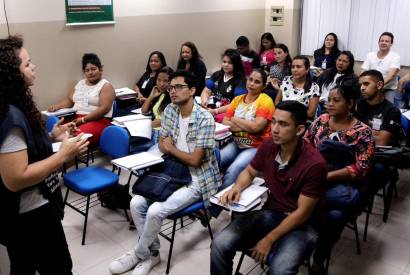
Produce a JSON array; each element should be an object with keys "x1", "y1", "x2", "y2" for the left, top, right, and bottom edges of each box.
[{"x1": 65, "y1": 0, "x2": 114, "y2": 26}]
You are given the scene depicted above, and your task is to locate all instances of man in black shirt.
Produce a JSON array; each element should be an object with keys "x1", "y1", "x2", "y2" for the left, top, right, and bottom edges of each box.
[
  {"x1": 356, "y1": 70, "x2": 402, "y2": 147},
  {"x1": 355, "y1": 70, "x2": 402, "y2": 227},
  {"x1": 236, "y1": 36, "x2": 260, "y2": 78}
]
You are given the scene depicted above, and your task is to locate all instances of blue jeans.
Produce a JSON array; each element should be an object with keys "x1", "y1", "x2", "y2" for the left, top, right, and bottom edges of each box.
[
  {"x1": 210, "y1": 210, "x2": 318, "y2": 275},
  {"x1": 220, "y1": 142, "x2": 257, "y2": 190},
  {"x1": 313, "y1": 183, "x2": 361, "y2": 263}
]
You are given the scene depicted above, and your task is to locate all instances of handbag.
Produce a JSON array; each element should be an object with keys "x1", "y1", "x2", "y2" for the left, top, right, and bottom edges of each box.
[{"x1": 132, "y1": 155, "x2": 192, "y2": 201}]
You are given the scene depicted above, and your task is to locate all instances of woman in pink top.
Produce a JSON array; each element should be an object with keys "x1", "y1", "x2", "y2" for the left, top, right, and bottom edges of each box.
[{"x1": 259, "y1": 32, "x2": 276, "y2": 72}]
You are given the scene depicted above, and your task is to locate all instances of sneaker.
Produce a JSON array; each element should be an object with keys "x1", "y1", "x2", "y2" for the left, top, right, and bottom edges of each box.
[
  {"x1": 132, "y1": 253, "x2": 161, "y2": 275},
  {"x1": 109, "y1": 250, "x2": 140, "y2": 274}
]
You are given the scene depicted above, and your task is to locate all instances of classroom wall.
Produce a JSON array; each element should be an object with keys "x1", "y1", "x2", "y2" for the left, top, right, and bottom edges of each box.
[
  {"x1": 0, "y1": 0, "x2": 265, "y2": 110},
  {"x1": 264, "y1": 0, "x2": 301, "y2": 57}
]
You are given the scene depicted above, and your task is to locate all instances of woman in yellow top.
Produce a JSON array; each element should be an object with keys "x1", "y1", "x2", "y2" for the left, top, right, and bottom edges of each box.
[{"x1": 220, "y1": 68, "x2": 275, "y2": 190}]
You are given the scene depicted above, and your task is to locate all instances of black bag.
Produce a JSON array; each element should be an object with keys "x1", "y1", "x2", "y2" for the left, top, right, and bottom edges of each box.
[
  {"x1": 132, "y1": 155, "x2": 192, "y2": 201},
  {"x1": 98, "y1": 183, "x2": 132, "y2": 210}
]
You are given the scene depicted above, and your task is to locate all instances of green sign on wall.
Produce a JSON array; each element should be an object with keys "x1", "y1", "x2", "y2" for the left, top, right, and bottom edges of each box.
[{"x1": 65, "y1": 0, "x2": 114, "y2": 26}]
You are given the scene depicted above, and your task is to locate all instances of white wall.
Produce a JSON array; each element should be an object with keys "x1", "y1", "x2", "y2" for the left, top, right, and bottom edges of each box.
[{"x1": 0, "y1": 0, "x2": 265, "y2": 23}]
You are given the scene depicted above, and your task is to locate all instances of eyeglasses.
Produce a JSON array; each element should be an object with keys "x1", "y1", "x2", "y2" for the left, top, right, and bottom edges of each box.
[{"x1": 167, "y1": 84, "x2": 188, "y2": 93}]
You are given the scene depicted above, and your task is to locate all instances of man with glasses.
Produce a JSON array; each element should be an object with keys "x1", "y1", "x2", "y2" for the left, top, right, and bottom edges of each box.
[{"x1": 109, "y1": 70, "x2": 221, "y2": 275}]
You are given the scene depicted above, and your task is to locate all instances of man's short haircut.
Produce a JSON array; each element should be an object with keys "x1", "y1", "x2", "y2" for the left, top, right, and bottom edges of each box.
[
  {"x1": 236, "y1": 36, "x2": 250, "y2": 46},
  {"x1": 275, "y1": 100, "x2": 307, "y2": 126},
  {"x1": 379, "y1": 32, "x2": 394, "y2": 43},
  {"x1": 171, "y1": 69, "x2": 197, "y2": 89},
  {"x1": 360, "y1": 69, "x2": 385, "y2": 85}
]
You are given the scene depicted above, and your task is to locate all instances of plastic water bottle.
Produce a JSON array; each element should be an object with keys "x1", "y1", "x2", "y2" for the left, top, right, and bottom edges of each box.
[{"x1": 321, "y1": 58, "x2": 327, "y2": 70}]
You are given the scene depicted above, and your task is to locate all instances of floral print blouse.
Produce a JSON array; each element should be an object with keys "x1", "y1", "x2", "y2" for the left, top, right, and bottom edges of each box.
[{"x1": 305, "y1": 113, "x2": 375, "y2": 180}]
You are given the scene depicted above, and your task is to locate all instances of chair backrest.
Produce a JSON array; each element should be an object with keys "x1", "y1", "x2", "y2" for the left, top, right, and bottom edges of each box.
[
  {"x1": 99, "y1": 126, "x2": 130, "y2": 158},
  {"x1": 112, "y1": 100, "x2": 118, "y2": 118},
  {"x1": 46, "y1": 115, "x2": 59, "y2": 133}
]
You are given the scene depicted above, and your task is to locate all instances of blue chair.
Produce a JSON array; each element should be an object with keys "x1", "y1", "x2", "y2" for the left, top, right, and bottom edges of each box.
[
  {"x1": 157, "y1": 148, "x2": 221, "y2": 274},
  {"x1": 63, "y1": 126, "x2": 131, "y2": 245},
  {"x1": 46, "y1": 115, "x2": 59, "y2": 133}
]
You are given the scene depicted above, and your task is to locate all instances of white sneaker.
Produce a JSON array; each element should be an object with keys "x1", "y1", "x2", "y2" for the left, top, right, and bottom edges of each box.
[
  {"x1": 109, "y1": 250, "x2": 140, "y2": 274},
  {"x1": 132, "y1": 253, "x2": 161, "y2": 275}
]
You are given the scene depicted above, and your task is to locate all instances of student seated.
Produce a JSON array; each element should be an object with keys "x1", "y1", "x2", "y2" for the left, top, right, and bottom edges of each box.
[
  {"x1": 266, "y1": 43, "x2": 292, "y2": 101},
  {"x1": 140, "y1": 66, "x2": 174, "y2": 145},
  {"x1": 275, "y1": 55, "x2": 320, "y2": 120},
  {"x1": 356, "y1": 70, "x2": 402, "y2": 147},
  {"x1": 210, "y1": 101, "x2": 327, "y2": 275},
  {"x1": 355, "y1": 70, "x2": 402, "y2": 209},
  {"x1": 361, "y1": 32, "x2": 400, "y2": 104},
  {"x1": 134, "y1": 51, "x2": 167, "y2": 104},
  {"x1": 304, "y1": 85, "x2": 375, "y2": 274},
  {"x1": 177, "y1": 41, "x2": 207, "y2": 96},
  {"x1": 259, "y1": 32, "x2": 276, "y2": 72},
  {"x1": 48, "y1": 53, "x2": 115, "y2": 144},
  {"x1": 235, "y1": 35, "x2": 260, "y2": 77},
  {"x1": 200, "y1": 49, "x2": 246, "y2": 121},
  {"x1": 220, "y1": 69, "x2": 274, "y2": 191},
  {"x1": 108, "y1": 70, "x2": 221, "y2": 275},
  {"x1": 313, "y1": 33, "x2": 340, "y2": 71},
  {"x1": 317, "y1": 51, "x2": 358, "y2": 112}
]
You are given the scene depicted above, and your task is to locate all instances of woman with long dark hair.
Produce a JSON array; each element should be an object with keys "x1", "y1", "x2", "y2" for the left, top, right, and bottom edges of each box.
[
  {"x1": 305, "y1": 85, "x2": 374, "y2": 274},
  {"x1": 0, "y1": 35, "x2": 88, "y2": 274},
  {"x1": 177, "y1": 41, "x2": 207, "y2": 95},
  {"x1": 141, "y1": 66, "x2": 174, "y2": 143},
  {"x1": 200, "y1": 49, "x2": 246, "y2": 120},
  {"x1": 134, "y1": 51, "x2": 167, "y2": 103},
  {"x1": 265, "y1": 43, "x2": 293, "y2": 101},
  {"x1": 313, "y1": 33, "x2": 341, "y2": 70},
  {"x1": 275, "y1": 55, "x2": 320, "y2": 119},
  {"x1": 317, "y1": 51, "x2": 359, "y2": 110},
  {"x1": 259, "y1": 32, "x2": 276, "y2": 72}
]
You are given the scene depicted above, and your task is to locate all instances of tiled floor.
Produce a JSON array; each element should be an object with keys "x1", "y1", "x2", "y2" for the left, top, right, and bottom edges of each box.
[{"x1": 2, "y1": 162, "x2": 410, "y2": 275}]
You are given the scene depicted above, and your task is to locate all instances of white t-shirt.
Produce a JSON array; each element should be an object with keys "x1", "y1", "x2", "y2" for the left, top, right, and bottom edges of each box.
[
  {"x1": 0, "y1": 127, "x2": 48, "y2": 213},
  {"x1": 361, "y1": 51, "x2": 400, "y2": 90},
  {"x1": 176, "y1": 114, "x2": 199, "y2": 187}
]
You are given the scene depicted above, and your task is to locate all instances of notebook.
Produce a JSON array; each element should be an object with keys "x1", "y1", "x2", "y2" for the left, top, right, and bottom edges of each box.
[
  {"x1": 111, "y1": 151, "x2": 164, "y2": 171},
  {"x1": 210, "y1": 184, "x2": 268, "y2": 212}
]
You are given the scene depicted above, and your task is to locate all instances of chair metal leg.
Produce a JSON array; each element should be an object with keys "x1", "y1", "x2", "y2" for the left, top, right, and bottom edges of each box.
[
  {"x1": 234, "y1": 252, "x2": 245, "y2": 275},
  {"x1": 180, "y1": 217, "x2": 184, "y2": 228},
  {"x1": 165, "y1": 220, "x2": 177, "y2": 274},
  {"x1": 363, "y1": 195, "x2": 374, "y2": 241},
  {"x1": 204, "y1": 210, "x2": 213, "y2": 240},
  {"x1": 82, "y1": 195, "x2": 91, "y2": 245},
  {"x1": 325, "y1": 252, "x2": 331, "y2": 275},
  {"x1": 63, "y1": 188, "x2": 70, "y2": 205},
  {"x1": 383, "y1": 179, "x2": 395, "y2": 222},
  {"x1": 353, "y1": 219, "x2": 361, "y2": 255},
  {"x1": 86, "y1": 149, "x2": 90, "y2": 167},
  {"x1": 123, "y1": 209, "x2": 130, "y2": 221}
]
